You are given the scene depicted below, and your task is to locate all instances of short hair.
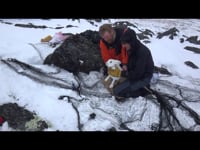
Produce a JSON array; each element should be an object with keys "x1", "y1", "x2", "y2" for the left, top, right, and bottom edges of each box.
[{"x1": 99, "y1": 24, "x2": 113, "y2": 37}]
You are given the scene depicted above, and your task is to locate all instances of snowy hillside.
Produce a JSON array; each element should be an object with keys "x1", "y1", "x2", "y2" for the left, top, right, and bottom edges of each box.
[{"x1": 0, "y1": 19, "x2": 200, "y2": 131}]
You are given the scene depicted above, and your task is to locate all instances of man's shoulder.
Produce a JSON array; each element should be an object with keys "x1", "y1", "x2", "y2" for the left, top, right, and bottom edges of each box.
[{"x1": 138, "y1": 43, "x2": 151, "y2": 55}]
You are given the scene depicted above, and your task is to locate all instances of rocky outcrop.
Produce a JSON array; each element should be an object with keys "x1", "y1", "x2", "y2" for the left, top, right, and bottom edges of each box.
[
  {"x1": 154, "y1": 66, "x2": 172, "y2": 75},
  {"x1": 0, "y1": 103, "x2": 48, "y2": 130},
  {"x1": 186, "y1": 36, "x2": 200, "y2": 45},
  {"x1": 66, "y1": 25, "x2": 78, "y2": 28},
  {"x1": 157, "y1": 27, "x2": 179, "y2": 40},
  {"x1": 79, "y1": 30, "x2": 101, "y2": 45},
  {"x1": 44, "y1": 30, "x2": 103, "y2": 74},
  {"x1": 184, "y1": 46, "x2": 200, "y2": 54},
  {"x1": 184, "y1": 61, "x2": 199, "y2": 69},
  {"x1": 137, "y1": 29, "x2": 155, "y2": 40},
  {"x1": 15, "y1": 23, "x2": 47, "y2": 29},
  {"x1": 113, "y1": 21, "x2": 138, "y2": 29}
]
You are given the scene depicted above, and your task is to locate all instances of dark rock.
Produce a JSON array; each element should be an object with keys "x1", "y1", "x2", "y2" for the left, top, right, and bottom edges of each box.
[
  {"x1": 93, "y1": 19, "x2": 102, "y2": 22},
  {"x1": 87, "y1": 19, "x2": 103, "y2": 25},
  {"x1": 186, "y1": 36, "x2": 200, "y2": 45},
  {"x1": 154, "y1": 66, "x2": 172, "y2": 75},
  {"x1": 15, "y1": 23, "x2": 47, "y2": 29},
  {"x1": 4, "y1": 22, "x2": 12, "y2": 25},
  {"x1": 139, "y1": 29, "x2": 154, "y2": 39},
  {"x1": 89, "y1": 113, "x2": 96, "y2": 120},
  {"x1": 0, "y1": 103, "x2": 48, "y2": 130},
  {"x1": 184, "y1": 61, "x2": 199, "y2": 69},
  {"x1": 44, "y1": 54, "x2": 53, "y2": 64},
  {"x1": 107, "y1": 127, "x2": 116, "y2": 131},
  {"x1": 143, "y1": 40, "x2": 151, "y2": 44},
  {"x1": 137, "y1": 33, "x2": 149, "y2": 40},
  {"x1": 79, "y1": 30, "x2": 101, "y2": 45},
  {"x1": 180, "y1": 38, "x2": 184, "y2": 43},
  {"x1": 0, "y1": 103, "x2": 34, "y2": 130},
  {"x1": 66, "y1": 25, "x2": 78, "y2": 28},
  {"x1": 88, "y1": 20, "x2": 95, "y2": 25},
  {"x1": 37, "y1": 120, "x2": 49, "y2": 130},
  {"x1": 87, "y1": 19, "x2": 103, "y2": 23},
  {"x1": 151, "y1": 123, "x2": 159, "y2": 131},
  {"x1": 0, "y1": 20, "x2": 12, "y2": 25},
  {"x1": 184, "y1": 46, "x2": 200, "y2": 54},
  {"x1": 55, "y1": 26, "x2": 64, "y2": 29},
  {"x1": 113, "y1": 21, "x2": 137, "y2": 29},
  {"x1": 157, "y1": 27, "x2": 179, "y2": 39},
  {"x1": 44, "y1": 30, "x2": 104, "y2": 74}
]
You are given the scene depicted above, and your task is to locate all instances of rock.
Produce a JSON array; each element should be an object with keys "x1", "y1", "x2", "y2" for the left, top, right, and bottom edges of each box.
[
  {"x1": 25, "y1": 115, "x2": 49, "y2": 131},
  {"x1": 87, "y1": 19, "x2": 102, "y2": 23},
  {"x1": 184, "y1": 61, "x2": 199, "y2": 69},
  {"x1": 157, "y1": 27, "x2": 179, "y2": 39},
  {"x1": 137, "y1": 29, "x2": 154, "y2": 40},
  {"x1": 137, "y1": 33, "x2": 149, "y2": 40},
  {"x1": 184, "y1": 46, "x2": 200, "y2": 54},
  {"x1": 0, "y1": 103, "x2": 48, "y2": 131},
  {"x1": 87, "y1": 20, "x2": 95, "y2": 26},
  {"x1": 0, "y1": 103, "x2": 34, "y2": 130},
  {"x1": 89, "y1": 113, "x2": 96, "y2": 120},
  {"x1": 143, "y1": 40, "x2": 151, "y2": 44},
  {"x1": 66, "y1": 25, "x2": 78, "y2": 28},
  {"x1": 186, "y1": 36, "x2": 200, "y2": 45},
  {"x1": 180, "y1": 38, "x2": 184, "y2": 43},
  {"x1": 0, "y1": 20, "x2": 12, "y2": 25},
  {"x1": 15, "y1": 23, "x2": 47, "y2": 29},
  {"x1": 4, "y1": 22, "x2": 12, "y2": 25},
  {"x1": 154, "y1": 66, "x2": 172, "y2": 75},
  {"x1": 44, "y1": 30, "x2": 104, "y2": 74},
  {"x1": 107, "y1": 127, "x2": 116, "y2": 131},
  {"x1": 55, "y1": 27, "x2": 64, "y2": 29},
  {"x1": 113, "y1": 21, "x2": 137, "y2": 29},
  {"x1": 79, "y1": 30, "x2": 101, "y2": 45}
]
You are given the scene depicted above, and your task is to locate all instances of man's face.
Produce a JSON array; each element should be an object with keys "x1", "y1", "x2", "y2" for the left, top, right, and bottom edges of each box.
[
  {"x1": 102, "y1": 31, "x2": 114, "y2": 44},
  {"x1": 122, "y1": 43, "x2": 131, "y2": 51}
]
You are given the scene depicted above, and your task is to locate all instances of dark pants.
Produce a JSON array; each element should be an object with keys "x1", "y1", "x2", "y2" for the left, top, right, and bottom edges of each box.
[{"x1": 113, "y1": 77, "x2": 151, "y2": 98}]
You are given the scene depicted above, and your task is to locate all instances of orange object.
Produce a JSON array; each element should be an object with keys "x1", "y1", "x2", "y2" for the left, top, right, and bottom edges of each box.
[
  {"x1": 41, "y1": 35, "x2": 52, "y2": 42},
  {"x1": 99, "y1": 40, "x2": 128, "y2": 65}
]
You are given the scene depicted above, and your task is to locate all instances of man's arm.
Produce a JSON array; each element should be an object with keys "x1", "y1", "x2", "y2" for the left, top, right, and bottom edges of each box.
[
  {"x1": 128, "y1": 49, "x2": 148, "y2": 81},
  {"x1": 99, "y1": 40, "x2": 111, "y2": 63}
]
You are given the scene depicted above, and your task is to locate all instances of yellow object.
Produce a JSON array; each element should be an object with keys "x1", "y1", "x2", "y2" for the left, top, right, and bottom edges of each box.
[
  {"x1": 41, "y1": 35, "x2": 52, "y2": 42},
  {"x1": 107, "y1": 66, "x2": 122, "y2": 78}
]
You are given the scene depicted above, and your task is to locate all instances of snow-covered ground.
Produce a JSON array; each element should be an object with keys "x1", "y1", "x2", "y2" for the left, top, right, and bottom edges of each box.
[{"x1": 0, "y1": 19, "x2": 200, "y2": 131}]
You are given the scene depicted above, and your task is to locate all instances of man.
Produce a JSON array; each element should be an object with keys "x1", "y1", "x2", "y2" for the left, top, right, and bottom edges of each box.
[
  {"x1": 113, "y1": 28, "x2": 154, "y2": 100},
  {"x1": 99, "y1": 24, "x2": 128, "y2": 74}
]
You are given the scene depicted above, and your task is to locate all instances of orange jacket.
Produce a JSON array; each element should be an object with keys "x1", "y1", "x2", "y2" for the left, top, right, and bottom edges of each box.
[{"x1": 99, "y1": 39, "x2": 128, "y2": 65}]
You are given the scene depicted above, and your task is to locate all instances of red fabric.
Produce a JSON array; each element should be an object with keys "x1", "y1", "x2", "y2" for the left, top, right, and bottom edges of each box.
[
  {"x1": 99, "y1": 40, "x2": 128, "y2": 64},
  {"x1": 0, "y1": 116, "x2": 4, "y2": 125}
]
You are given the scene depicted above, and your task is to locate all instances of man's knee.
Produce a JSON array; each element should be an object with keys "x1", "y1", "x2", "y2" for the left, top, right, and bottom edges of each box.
[{"x1": 113, "y1": 80, "x2": 130, "y2": 97}]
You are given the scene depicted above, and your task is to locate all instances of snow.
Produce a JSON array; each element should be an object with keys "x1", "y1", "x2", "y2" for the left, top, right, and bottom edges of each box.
[
  {"x1": 148, "y1": 37, "x2": 200, "y2": 79},
  {"x1": 1, "y1": 19, "x2": 200, "y2": 131}
]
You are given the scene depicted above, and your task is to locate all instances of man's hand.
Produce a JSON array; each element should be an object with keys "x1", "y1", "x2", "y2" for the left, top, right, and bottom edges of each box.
[{"x1": 122, "y1": 65, "x2": 128, "y2": 71}]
